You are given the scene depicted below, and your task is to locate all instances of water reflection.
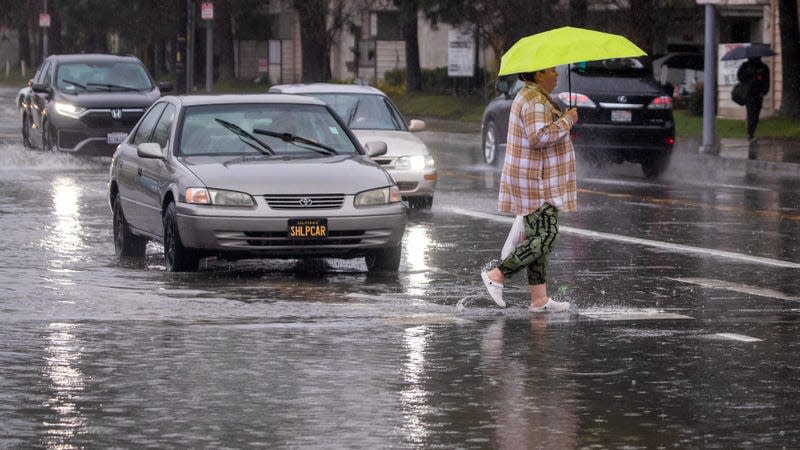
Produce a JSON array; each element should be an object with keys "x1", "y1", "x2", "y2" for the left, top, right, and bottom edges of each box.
[
  {"x1": 42, "y1": 323, "x2": 87, "y2": 448},
  {"x1": 481, "y1": 317, "x2": 578, "y2": 448},
  {"x1": 46, "y1": 177, "x2": 86, "y2": 269},
  {"x1": 401, "y1": 325, "x2": 430, "y2": 444},
  {"x1": 404, "y1": 225, "x2": 432, "y2": 296}
]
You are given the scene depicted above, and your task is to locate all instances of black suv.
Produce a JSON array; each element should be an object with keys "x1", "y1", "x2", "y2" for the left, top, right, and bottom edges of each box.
[
  {"x1": 481, "y1": 58, "x2": 675, "y2": 178},
  {"x1": 21, "y1": 54, "x2": 171, "y2": 155}
]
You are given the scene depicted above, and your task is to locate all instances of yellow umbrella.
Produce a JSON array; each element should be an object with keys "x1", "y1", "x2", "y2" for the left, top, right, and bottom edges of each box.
[{"x1": 499, "y1": 26, "x2": 646, "y2": 76}]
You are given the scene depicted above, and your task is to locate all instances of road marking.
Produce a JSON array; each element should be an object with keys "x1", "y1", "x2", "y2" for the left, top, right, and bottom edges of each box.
[
  {"x1": 579, "y1": 309, "x2": 693, "y2": 321},
  {"x1": 698, "y1": 333, "x2": 762, "y2": 343},
  {"x1": 671, "y1": 277, "x2": 800, "y2": 301},
  {"x1": 446, "y1": 207, "x2": 800, "y2": 269}
]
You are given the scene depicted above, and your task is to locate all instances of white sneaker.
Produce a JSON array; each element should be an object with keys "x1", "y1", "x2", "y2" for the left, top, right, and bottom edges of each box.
[
  {"x1": 529, "y1": 298, "x2": 570, "y2": 313},
  {"x1": 480, "y1": 271, "x2": 505, "y2": 307}
]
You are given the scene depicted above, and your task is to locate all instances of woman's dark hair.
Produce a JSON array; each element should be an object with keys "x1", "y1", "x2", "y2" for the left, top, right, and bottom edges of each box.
[{"x1": 518, "y1": 71, "x2": 538, "y2": 82}]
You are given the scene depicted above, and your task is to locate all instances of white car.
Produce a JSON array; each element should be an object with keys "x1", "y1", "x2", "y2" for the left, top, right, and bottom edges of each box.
[{"x1": 268, "y1": 83, "x2": 437, "y2": 209}]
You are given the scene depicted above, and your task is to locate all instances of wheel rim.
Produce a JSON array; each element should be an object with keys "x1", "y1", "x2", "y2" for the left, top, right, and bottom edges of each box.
[{"x1": 484, "y1": 125, "x2": 496, "y2": 164}]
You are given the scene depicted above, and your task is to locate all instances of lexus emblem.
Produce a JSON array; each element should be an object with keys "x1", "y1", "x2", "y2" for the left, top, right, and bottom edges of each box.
[
  {"x1": 298, "y1": 197, "x2": 313, "y2": 207},
  {"x1": 111, "y1": 109, "x2": 122, "y2": 119},
  {"x1": 617, "y1": 96, "x2": 628, "y2": 103}
]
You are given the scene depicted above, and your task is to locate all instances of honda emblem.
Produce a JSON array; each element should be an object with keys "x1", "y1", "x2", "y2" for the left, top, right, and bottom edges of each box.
[{"x1": 111, "y1": 109, "x2": 122, "y2": 119}]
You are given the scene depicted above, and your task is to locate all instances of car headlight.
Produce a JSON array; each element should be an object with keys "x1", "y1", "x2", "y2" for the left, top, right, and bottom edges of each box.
[
  {"x1": 184, "y1": 188, "x2": 254, "y2": 206},
  {"x1": 354, "y1": 186, "x2": 402, "y2": 207},
  {"x1": 54, "y1": 101, "x2": 86, "y2": 119},
  {"x1": 395, "y1": 155, "x2": 434, "y2": 170}
]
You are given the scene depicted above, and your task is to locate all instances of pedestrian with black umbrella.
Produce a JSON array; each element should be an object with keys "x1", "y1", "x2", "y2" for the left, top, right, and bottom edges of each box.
[{"x1": 723, "y1": 44, "x2": 775, "y2": 142}]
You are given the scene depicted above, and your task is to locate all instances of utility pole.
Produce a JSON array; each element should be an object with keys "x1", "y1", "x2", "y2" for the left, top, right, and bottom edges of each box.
[
  {"x1": 186, "y1": 0, "x2": 195, "y2": 93},
  {"x1": 41, "y1": 0, "x2": 49, "y2": 62},
  {"x1": 698, "y1": 0, "x2": 719, "y2": 154},
  {"x1": 201, "y1": 2, "x2": 214, "y2": 92}
]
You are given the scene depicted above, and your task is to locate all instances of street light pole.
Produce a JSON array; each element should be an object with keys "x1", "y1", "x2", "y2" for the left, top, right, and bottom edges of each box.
[{"x1": 42, "y1": 0, "x2": 48, "y2": 61}]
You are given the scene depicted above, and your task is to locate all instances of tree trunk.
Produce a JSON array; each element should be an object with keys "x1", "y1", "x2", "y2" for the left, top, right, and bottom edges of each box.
[
  {"x1": 778, "y1": 0, "x2": 800, "y2": 118},
  {"x1": 401, "y1": 5, "x2": 422, "y2": 92},
  {"x1": 215, "y1": 0, "x2": 235, "y2": 81},
  {"x1": 17, "y1": 23, "x2": 30, "y2": 74},
  {"x1": 294, "y1": 0, "x2": 329, "y2": 82}
]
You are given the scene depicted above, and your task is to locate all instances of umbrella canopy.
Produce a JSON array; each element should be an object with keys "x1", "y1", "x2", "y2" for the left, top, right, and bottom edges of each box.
[
  {"x1": 654, "y1": 52, "x2": 704, "y2": 70},
  {"x1": 498, "y1": 26, "x2": 647, "y2": 76},
  {"x1": 720, "y1": 43, "x2": 776, "y2": 61}
]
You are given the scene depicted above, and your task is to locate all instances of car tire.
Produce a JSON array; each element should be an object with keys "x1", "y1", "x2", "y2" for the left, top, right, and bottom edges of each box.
[
  {"x1": 42, "y1": 120, "x2": 57, "y2": 152},
  {"x1": 21, "y1": 113, "x2": 33, "y2": 149},
  {"x1": 408, "y1": 196, "x2": 433, "y2": 209},
  {"x1": 113, "y1": 196, "x2": 147, "y2": 257},
  {"x1": 163, "y1": 202, "x2": 199, "y2": 272},
  {"x1": 641, "y1": 151, "x2": 671, "y2": 178},
  {"x1": 482, "y1": 119, "x2": 501, "y2": 166},
  {"x1": 365, "y1": 244, "x2": 402, "y2": 272}
]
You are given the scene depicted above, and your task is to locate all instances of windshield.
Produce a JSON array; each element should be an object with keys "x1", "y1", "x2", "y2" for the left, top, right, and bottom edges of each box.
[
  {"x1": 55, "y1": 61, "x2": 154, "y2": 92},
  {"x1": 571, "y1": 58, "x2": 648, "y2": 77},
  {"x1": 178, "y1": 103, "x2": 360, "y2": 156},
  {"x1": 309, "y1": 93, "x2": 407, "y2": 131}
]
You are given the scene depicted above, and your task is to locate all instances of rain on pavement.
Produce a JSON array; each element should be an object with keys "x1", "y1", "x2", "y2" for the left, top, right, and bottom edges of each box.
[{"x1": 1, "y1": 86, "x2": 799, "y2": 448}]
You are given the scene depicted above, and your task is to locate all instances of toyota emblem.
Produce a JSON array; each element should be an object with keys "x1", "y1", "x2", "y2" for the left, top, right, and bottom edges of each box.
[
  {"x1": 298, "y1": 197, "x2": 313, "y2": 207},
  {"x1": 111, "y1": 109, "x2": 122, "y2": 119},
  {"x1": 617, "y1": 96, "x2": 628, "y2": 103}
]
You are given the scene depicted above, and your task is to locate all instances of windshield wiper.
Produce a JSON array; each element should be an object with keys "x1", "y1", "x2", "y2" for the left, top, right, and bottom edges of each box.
[
  {"x1": 346, "y1": 99, "x2": 360, "y2": 126},
  {"x1": 86, "y1": 82, "x2": 141, "y2": 91},
  {"x1": 62, "y1": 79, "x2": 87, "y2": 91},
  {"x1": 253, "y1": 128, "x2": 338, "y2": 155},
  {"x1": 214, "y1": 118, "x2": 275, "y2": 155}
]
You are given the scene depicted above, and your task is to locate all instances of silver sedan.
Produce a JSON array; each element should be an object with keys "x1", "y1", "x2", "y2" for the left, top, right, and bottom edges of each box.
[{"x1": 108, "y1": 94, "x2": 406, "y2": 272}]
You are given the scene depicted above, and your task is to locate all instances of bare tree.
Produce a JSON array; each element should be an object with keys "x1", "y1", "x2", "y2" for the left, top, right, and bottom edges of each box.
[{"x1": 778, "y1": 0, "x2": 800, "y2": 118}]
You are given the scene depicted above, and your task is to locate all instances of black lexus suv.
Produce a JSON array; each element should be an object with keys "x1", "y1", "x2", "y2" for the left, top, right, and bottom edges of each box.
[
  {"x1": 21, "y1": 54, "x2": 171, "y2": 155},
  {"x1": 481, "y1": 58, "x2": 675, "y2": 178}
]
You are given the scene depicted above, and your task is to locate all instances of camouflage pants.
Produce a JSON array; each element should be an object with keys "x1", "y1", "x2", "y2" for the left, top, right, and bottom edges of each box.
[{"x1": 498, "y1": 203, "x2": 559, "y2": 285}]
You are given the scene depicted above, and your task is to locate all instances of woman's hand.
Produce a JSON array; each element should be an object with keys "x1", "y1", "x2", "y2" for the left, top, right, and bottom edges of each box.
[{"x1": 566, "y1": 107, "x2": 579, "y2": 124}]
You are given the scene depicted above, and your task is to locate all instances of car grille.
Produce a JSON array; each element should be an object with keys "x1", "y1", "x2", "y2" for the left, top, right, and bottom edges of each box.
[
  {"x1": 81, "y1": 109, "x2": 144, "y2": 128},
  {"x1": 373, "y1": 157, "x2": 394, "y2": 167},
  {"x1": 243, "y1": 230, "x2": 365, "y2": 246},
  {"x1": 396, "y1": 182, "x2": 418, "y2": 191},
  {"x1": 263, "y1": 194, "x2": 345, "y2": 209}
]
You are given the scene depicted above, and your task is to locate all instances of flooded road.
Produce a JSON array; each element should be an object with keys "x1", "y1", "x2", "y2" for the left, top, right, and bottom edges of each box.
[{"x1": 2, "y1": 86, "x2": 799, "y2": 448}]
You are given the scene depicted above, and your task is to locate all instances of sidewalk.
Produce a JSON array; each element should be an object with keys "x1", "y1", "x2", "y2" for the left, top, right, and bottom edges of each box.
[{"x1": 421, "y1": 118, "x2": 800, "y2": 179}]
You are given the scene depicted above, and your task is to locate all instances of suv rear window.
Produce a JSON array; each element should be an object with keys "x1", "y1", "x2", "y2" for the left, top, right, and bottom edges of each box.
[{"x1": 572, "y1": 58, "x2": 648, "y2": 77}]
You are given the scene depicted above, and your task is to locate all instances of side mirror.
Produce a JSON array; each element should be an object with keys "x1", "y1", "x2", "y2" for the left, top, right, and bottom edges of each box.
[
  {"x1": 158, "y1": 81, "x2": 173, "y2": 93},
  {"x1": 137, "y1": 142, "x2": 164, "y2": 159},
  {"x1": 31, "y1": 83, "x2": 51, "y2": 94},
  {"x1": 363, "y1": 141, "x2": 387, "y2": 157},
  {"x1": 408, "y1": 119, "x2": 426, "y2": 132}
]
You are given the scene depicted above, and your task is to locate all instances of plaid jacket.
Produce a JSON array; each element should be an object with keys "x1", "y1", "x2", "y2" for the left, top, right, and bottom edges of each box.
[{"x1": 498, "y1": 81, "x2": 577, "y2": 214}]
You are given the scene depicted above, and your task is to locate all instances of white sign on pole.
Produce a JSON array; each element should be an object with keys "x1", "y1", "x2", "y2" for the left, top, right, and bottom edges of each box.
[
  {"x1": 39, "y1": 13, "x2": 51, "y2": 28},
  {"x1": 448, "y1": 29, "x2": 474, "y2": 77},
  {"x1": 201, "y1": 2, "x2": 214, "y2": 20}
]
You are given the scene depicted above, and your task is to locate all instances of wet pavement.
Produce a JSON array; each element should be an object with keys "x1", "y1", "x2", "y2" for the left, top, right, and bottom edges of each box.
[{"x1": 2, "y1": 87, "x2": 800, "y2": 448}]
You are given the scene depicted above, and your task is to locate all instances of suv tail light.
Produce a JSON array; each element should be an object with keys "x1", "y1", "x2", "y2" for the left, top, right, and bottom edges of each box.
[
  {"x1": 647, "y1": 96, "x2": 673, "y2": 110},
  {"x1": 556, "y1": 92, "x2": 597, "y2": 108}
]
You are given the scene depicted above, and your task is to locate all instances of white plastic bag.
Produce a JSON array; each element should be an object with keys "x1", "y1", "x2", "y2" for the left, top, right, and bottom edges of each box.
[{"x1": 500, "y1": 215, "x2": 526, "y2": 259}]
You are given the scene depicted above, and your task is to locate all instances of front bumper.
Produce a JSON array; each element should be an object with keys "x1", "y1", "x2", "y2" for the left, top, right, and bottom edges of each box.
[
  {"x1": 49, "y1": 107, "x2": 142, "y2": 155},
  {"x1": 175, "y1": 200, "x2": 406, "y2": 260},
  {"x1": 387, "y1": 168, "x2": 437, "y2": 198}
]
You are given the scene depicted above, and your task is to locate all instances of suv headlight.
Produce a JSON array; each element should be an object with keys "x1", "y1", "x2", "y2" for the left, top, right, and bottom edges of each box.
[
  {"x1": 184, "y1": 188, "x2": 254, "y2": 206},
  {"x1": 395, "y1": 155, "x2": 434, "y2": 170},
  {"x1": 54, "y1": 101, "x2": 86, "y2": 119},
  {"x1": 354, "y1": 186, "x2": 402, "y2": 207}
]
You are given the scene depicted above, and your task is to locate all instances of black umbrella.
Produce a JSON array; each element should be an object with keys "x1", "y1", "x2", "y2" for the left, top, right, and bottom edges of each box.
[
  {"x1": 720, "y1": 43, "x2": 776, "y2": 61},
  {"x1": 655, "y1": 52, "x2": 704, "y2": 70}
]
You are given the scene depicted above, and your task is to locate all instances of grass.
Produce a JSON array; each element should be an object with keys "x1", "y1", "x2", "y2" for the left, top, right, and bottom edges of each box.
[{"x1": 673, "y1": 109, "x2": 800, "y2": 140}]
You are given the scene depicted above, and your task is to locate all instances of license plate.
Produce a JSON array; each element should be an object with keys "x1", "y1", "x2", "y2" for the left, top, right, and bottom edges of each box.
[
  {"x1": 107, "y1": 132, "x2": 128, "y2": 144},
  {"x1": 611, "y1": 110, "x2": 632, "y2": 123},
  {"x1": 288, "y1": 218, "x2": 328, "y2": 239}
]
